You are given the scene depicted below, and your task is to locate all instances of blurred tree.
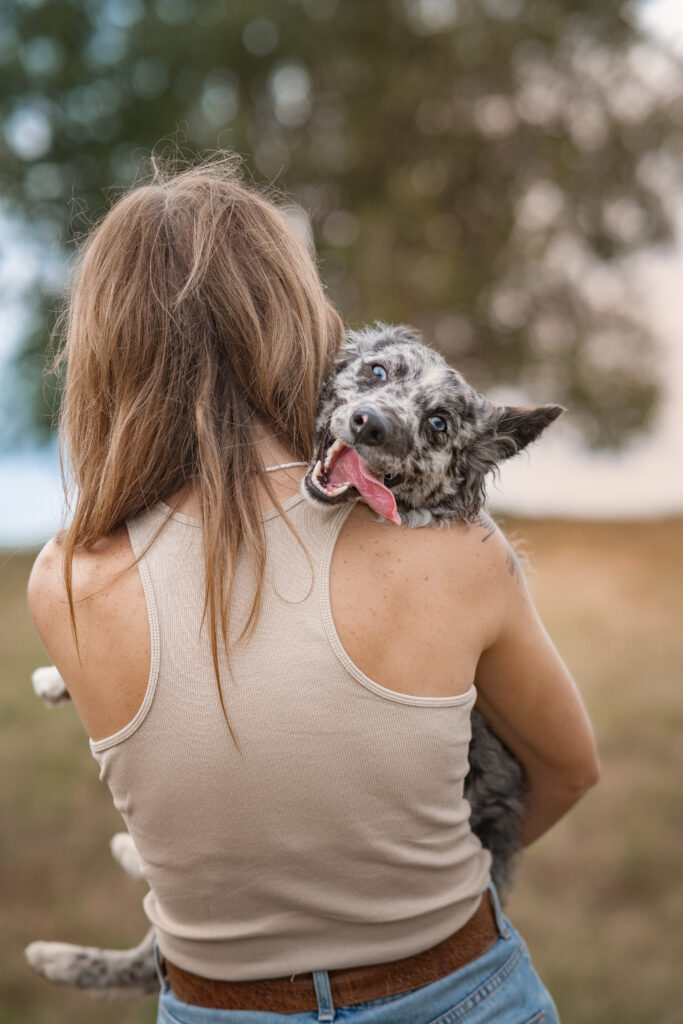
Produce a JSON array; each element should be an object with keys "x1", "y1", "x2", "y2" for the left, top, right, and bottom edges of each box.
[{"x1": 1, "y1": 0, "x2": 681, "y2": 446}]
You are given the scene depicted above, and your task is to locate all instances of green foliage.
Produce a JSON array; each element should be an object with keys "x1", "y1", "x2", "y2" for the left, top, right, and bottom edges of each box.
[{"x1": 1, "y1": 0, "x2": 682, "y2": 446}]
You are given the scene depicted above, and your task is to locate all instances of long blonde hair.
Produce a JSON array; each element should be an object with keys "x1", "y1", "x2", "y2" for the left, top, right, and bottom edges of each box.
[{"x1": 54, "y1": 154, "x2": 344, "y2": 746}]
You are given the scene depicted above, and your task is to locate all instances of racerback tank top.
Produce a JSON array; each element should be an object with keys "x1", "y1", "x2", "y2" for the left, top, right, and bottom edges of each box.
[{"x1": 89, "y1": 494, "x2": 491, "y2": 981}]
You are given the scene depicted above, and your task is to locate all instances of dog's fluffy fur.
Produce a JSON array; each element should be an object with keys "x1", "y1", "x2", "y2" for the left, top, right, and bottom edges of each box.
[
  {"x1": 303, "y1": 324, "x2": 562, "y2": 528},
  {"x1": 26, "y1": 325, "x2": 563, "y2": 997}
]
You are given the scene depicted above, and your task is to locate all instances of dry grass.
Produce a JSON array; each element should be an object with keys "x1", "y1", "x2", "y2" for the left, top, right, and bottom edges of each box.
[
  {"x1": 501, "y1": 517, "x2": 683, "y2": 1024},
  {"x1": 1, "y1": 518, "x2": 681, "y2": 1023}
]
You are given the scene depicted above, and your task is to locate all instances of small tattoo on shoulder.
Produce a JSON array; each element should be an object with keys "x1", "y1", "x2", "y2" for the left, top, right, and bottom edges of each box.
[
  {"x1": 472, "y1": 512, "x2": 497, "y2": 543},
  {"x1": 506, "y1": 545, "x2": 519, "y2": 579}
]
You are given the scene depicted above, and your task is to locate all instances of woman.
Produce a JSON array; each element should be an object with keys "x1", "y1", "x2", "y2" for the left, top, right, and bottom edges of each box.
[{"x1": 28, "y1": 157, "x2": 600, "y2": 1024}]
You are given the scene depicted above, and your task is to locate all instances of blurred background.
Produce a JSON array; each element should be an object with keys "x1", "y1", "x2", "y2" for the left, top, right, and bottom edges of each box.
[{"x1": 1, "y1": 0, "x2": 682, "y2": 1021}]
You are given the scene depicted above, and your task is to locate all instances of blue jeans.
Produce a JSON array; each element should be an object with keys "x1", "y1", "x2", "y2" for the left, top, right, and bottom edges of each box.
[{"x1": 155, "y1": 884, "x2": 560, "y2": 1024}]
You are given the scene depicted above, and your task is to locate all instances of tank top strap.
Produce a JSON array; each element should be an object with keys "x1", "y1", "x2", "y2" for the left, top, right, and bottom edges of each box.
[{"x1": 126, "y1": 502, "x2": 177, "y2": 560}]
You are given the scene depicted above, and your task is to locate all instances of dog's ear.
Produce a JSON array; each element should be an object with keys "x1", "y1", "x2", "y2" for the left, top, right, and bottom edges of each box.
[
  {"x1": 385, "y1": 324, "x2": 422, "y2": 346},
  {"x1": 493, "y1": 404, "x2": 565, "y2": 460},
  {"x1": 335, "y1": 330, "x2": 376, "y2": 371},
  {"x1": 336, "y1": 323, "x2": 423, "y2": 370},
  {"x1": 455, "y1": 401, "x2": 564, "y2": 518}
]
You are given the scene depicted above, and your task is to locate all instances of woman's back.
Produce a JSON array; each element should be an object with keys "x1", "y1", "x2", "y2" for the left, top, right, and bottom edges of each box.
[{"x1": 33, "y1": 479, "x2": 503, "y2": 980}]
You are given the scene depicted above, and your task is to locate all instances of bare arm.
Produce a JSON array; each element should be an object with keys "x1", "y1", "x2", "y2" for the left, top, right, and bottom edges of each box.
[
  {"x1": 471, "y1": 522, "x2": 600, "y2": 846},
  {"x1": 27, "y1": 531, "x2": 150, "y2": 742}
]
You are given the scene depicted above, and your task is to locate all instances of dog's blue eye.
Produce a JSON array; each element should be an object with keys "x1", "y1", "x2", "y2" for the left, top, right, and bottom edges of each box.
[
  {"x1": 371, "y1": 365, "x2": 387, "y2": 381},
  {"x1": 428, "y1": 415, "x2": 447, "y2": 432}
]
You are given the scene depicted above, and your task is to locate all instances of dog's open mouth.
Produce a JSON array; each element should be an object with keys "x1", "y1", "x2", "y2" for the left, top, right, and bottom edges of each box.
[{"x1": 305, "y1": 431, "x2": 402, "y2": 525}]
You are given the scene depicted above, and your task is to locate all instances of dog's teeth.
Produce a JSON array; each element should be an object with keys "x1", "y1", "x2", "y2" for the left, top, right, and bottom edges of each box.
[
  {"x1": 310, "y1": 449, "x2": 350, "y2": 498},
  {"x1": 324, "y1": 438, "x2": 345, "y2": 470},
  {"x1": 309, "y1": 473, "x2": 349, "y2": 498}
]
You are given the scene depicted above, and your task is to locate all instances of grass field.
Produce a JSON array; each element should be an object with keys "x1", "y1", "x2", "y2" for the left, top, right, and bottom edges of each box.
[{"x1": 1, "y1": 518, "x2": 682, "y2": 1023}]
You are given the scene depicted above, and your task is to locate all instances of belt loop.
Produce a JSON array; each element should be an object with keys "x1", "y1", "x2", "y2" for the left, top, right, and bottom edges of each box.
[
  {"x1": 153, "y1": 940, "x2": 170, "y2": 993},
  {"x1": 312, "y1": 969, "x2": 336, "y2": 1022},
  {"x1": 488, "y1": 882, "x2": 511, "y2": 939}
]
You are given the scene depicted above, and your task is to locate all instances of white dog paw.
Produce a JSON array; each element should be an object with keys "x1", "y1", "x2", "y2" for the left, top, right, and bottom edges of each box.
[
  {"x1": 25, "y1": 941, "x2": 83, "y2": 984},
  {"x1": 110, "y1": 832, "x2": 144, "y2": 879},
  {"x1": 31, "y1": 666, "x2": 70, "y2": 705}
]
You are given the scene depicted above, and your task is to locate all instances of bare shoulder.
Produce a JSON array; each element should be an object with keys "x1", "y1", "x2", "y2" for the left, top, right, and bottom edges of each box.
[
  {"x1": 28, "y1": 527, "x2": 150, "y2": 741},
  {"x1": 28, "y1": 528, "x2": 136, "y2": 638},
  {"x1": 451, "y1": 511, "x2": 528, "y2": 591},
  {"x1": 340, "y1": 502, "x2": 522, "y2": 598},
  {"x1": 330, "y1": 502, "x2": 521, "y2": 698}
]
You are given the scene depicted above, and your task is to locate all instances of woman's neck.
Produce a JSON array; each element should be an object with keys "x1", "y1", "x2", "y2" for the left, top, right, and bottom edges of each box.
[{"x1": 163, "y1": 426, "x2": 307, "y2": 518}]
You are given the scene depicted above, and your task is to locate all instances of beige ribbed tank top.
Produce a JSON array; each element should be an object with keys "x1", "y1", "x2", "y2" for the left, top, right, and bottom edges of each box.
[{"x1": 90, "y1": 494, "x2": 491, "y2": 981}]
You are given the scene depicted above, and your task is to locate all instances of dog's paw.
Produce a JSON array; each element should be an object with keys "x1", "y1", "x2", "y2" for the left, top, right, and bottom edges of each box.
[
  {"x1": 25, "y1": 936, "x2": 159, "y2": 995},
  {"x1": 25, "y1": 940, "x2": 87, "y2": 986},
  {"x1": 31, "y1": 666, "x2": 71, "y2": 705},
  {"x1": 110, "y1": 832, "x2": 145, "y2": 880}
]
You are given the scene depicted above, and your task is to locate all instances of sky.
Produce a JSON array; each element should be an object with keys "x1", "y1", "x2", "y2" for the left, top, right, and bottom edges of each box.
[{"x1": 1, "y1": 0, "x2": 682, "y2": 546}]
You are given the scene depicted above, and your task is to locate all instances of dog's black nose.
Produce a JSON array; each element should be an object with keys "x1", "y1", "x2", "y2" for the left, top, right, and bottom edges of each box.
[{"x1": 349, "y1": 407, "x2": 390, "y2": 446}]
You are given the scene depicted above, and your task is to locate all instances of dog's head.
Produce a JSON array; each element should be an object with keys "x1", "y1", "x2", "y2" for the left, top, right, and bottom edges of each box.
[{"x1": 303, "y1": 324, "x2": 564, "y2": 525}]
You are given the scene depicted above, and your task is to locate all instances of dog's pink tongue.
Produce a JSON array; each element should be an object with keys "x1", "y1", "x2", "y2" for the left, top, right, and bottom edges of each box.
[{"x1": 328, "y1": 448, "x2": 401, "y2": 525}]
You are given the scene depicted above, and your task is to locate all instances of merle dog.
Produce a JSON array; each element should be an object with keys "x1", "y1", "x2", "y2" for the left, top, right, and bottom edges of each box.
[{"x1": 26, "y1": 323, "x2": 563, "y2": 996}]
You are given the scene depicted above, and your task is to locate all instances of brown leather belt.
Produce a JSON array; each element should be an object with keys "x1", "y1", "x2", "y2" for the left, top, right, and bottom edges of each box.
[{"x1": 162, "y1": 891, "x2": 499, "y2": 1012}]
